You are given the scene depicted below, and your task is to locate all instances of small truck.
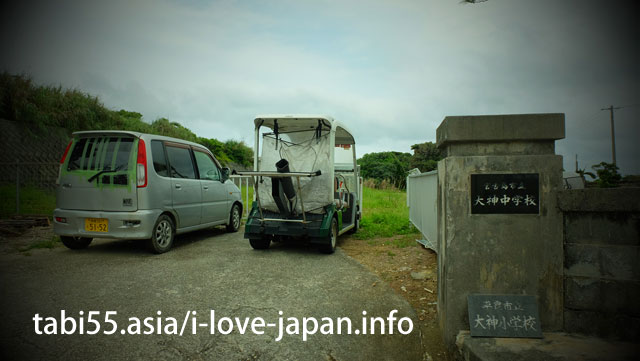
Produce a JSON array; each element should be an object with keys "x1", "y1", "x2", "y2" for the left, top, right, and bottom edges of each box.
[{"x1": 237, "y1": 115, "x2": 362, "y2": 253}]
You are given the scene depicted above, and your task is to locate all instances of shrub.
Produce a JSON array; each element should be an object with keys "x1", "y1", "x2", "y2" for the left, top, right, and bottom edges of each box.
[{"x1": 592, "y1": 162, "x2": 621, "y2": 188}]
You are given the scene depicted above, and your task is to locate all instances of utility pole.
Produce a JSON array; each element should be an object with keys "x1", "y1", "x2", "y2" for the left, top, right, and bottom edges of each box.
[{"x1": 601, "y1": 105, "x2": 620, "y2": 165}]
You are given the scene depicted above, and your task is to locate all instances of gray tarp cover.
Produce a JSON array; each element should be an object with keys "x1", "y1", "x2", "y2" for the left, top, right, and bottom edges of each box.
[{"x1": 257, "y1": 131, "x2": 332, "y2": 214}]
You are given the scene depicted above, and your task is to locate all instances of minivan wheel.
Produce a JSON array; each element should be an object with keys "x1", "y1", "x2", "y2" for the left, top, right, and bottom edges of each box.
[
  {"x1": 148, "y1": 215, "x2": 175, "y2": 254},
  {"x1": 249, "y1": 237, "x2": 270, "y2": 250},
  {"x1": 226, "y1": 204, "x2": 241, "y2": 232},
  {"x1": 61, "y1": 236, "x2": 93, "y2": 250},
  {"x1": 321, "y1": 217, "x2": 338, "y2": 254}
]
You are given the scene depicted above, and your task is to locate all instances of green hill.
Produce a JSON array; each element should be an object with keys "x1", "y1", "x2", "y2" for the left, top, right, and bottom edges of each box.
[{"x1": 0, "y1": 72, "x2": 252, "y2": 167}]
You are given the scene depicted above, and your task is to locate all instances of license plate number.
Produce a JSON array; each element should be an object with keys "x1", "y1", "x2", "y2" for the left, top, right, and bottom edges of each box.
[{"x1": 85, "y1": 218, "x2": 108, "y2": 232}]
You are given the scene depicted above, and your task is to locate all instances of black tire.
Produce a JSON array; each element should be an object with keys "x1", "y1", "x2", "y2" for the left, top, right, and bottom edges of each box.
[
  {"x1": 321, "y1": 217, "x2": 338, "y2": 254},
  {"x1": 249, "y1": 237, "x2": 270, "y2": 250},
  {"x1": 148, "y1": 214, "x2": 175, "y2": 254},
  {"x1": 226, "y1": 203, "x2": 241, "y2": 232},
  {"x1": 61, "y1": 236, "x2": 93, "y2": 250}
]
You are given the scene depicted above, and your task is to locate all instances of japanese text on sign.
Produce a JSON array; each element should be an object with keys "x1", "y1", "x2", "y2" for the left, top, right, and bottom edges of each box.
[
  {"x1": 467, "y1": 294, "x2": 542, "y2": 338},
  {"x1": 470, "y1": 174, "x2": 539, "y2": 214}
]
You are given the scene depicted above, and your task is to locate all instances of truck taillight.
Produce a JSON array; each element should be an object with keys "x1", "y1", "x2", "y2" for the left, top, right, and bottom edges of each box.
[
  {"x1": 57, "y1": 140, "x2": 72, "y2": 185},
  {"x1": 137, "y1": 139, "x2": 147, "y2": 188}
]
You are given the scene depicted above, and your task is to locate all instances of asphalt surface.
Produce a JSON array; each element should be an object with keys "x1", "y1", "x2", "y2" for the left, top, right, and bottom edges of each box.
[{"x1": 0, "y1": 228, "x2": 423, "y2": 360}]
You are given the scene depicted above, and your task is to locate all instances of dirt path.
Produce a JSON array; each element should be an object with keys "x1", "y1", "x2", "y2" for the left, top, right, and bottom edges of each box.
[{"x1": 340, "y1": 234, "x2": 449, "y2": 361}]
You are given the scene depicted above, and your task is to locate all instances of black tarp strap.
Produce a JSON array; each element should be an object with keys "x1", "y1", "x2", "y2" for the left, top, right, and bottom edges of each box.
[
  {"x1": 274, "y1": 119, "x2": 279, "y2": 150},
  {"x1": 315, "y1": 119, "x2": 322, "y2": 140}
]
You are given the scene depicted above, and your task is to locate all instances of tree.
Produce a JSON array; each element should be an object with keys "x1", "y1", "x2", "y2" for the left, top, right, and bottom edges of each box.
[
  {"x1": 410, "y1": 142, "x2": 442, "y2": 172},
  {"x1": 592, "y1": 162, "x2": 621, "y2": 188},
  {"x1": 357, "y1": 151, "x2": 412, "y2": 189}
]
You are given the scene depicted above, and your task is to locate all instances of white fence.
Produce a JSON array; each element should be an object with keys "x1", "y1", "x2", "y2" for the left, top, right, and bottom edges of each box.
[
  {"x1": 406, "y1": 170, "x2": 438, "y2": 251},
  {"x1": 229, "y1": 175, "x2": 252, "y2": 218}
]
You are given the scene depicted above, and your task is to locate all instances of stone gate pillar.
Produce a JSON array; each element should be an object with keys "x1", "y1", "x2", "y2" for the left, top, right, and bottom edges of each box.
[{"x1": 436, "y1": 114, "x2": 565, "y2": 350}]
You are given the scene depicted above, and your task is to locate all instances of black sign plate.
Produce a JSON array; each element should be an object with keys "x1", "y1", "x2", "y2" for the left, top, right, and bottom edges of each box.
[
  {"x1": 470, "y1": 174, "x2": 539, "y2": 214},
  {"x1": 467, "y1": 294, "x2": 543, "y2": 338}
]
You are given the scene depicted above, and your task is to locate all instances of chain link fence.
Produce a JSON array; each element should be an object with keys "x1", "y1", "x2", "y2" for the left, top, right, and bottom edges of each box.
[{"x1": 0, "y1": 162, "x2": 59, "y2": 215}]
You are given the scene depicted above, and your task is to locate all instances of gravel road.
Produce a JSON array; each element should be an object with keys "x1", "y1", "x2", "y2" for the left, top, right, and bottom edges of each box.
[{"x1": 0, "y1": 228, "x2": 423, "y2": 360}]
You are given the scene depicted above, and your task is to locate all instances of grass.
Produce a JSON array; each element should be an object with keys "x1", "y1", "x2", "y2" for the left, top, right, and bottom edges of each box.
[
  {"x1": 356, "y1": 186, "x2": 419, "y2": 240},
  {"x1": 236, "y1": 184, "x2": 418, "y2": 241},
  {"x1": 240, "y1": 184, "x2": 254, "y2": 207},
  {"x1": 0, "y1": 184, "x2": 55, "y2": 218},
  {"x1": 0, "y1": 183, "x2": 417, "y2": 242},
  {"x1": 20, "y1": 236, "x2": 61, "y2": 252}
]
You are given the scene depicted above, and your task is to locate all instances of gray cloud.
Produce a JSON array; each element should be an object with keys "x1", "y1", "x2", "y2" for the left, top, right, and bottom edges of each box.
[{"x1": 1, "y1": 0, "x2": 638, "y2": 174}]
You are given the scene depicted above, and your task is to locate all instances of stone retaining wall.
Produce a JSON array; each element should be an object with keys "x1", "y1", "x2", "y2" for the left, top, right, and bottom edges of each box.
[{"x1": 558, "y1": 188, "x2": 640, "y2": 341}]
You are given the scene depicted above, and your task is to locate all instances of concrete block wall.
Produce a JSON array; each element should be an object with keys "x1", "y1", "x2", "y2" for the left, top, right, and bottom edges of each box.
[{"x1": 558, "y1": 188, "x2": 640, "y2": 341}]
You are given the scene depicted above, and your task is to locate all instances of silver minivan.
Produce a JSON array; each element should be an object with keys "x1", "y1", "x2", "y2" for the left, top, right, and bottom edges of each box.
[{"x1": 53, "y1": 130, "x2": 243, "y2": 253}]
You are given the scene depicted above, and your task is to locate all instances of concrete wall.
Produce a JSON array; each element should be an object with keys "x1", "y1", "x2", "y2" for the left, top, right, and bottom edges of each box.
[
  {"x1": 436, "y1": 114, "x2": 566, "y2": 352},
  {"x1": 558, "y1": 188, "x2": 640, "y2": 341}
]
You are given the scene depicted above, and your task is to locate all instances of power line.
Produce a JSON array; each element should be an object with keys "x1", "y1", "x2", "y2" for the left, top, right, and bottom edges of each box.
[{"x1": 616, "y1": 103, "x2": 640, "y2": 109}]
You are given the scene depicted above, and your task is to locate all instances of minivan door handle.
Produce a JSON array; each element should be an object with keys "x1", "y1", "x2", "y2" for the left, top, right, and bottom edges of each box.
[
  {"x1": 174, "y1": 184, "x2": 182, "y2": 189},
  {"x1": 203, "y1": 185, "x2": 209, "y2": 190}
]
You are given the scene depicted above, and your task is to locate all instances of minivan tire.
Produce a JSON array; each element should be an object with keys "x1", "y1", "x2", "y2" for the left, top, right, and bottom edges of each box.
[
  {"x1": 148, "y1": 215, "x2": 175, "y2": 254},
  {"x1": 61, "y1": 236, "x2": 93, "y2": 250},
  {"x1": 226, "y1": 203, "x2": 241, "y2": 232}
]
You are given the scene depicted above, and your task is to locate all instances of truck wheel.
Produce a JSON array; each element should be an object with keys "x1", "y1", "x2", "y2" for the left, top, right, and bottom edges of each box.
[
  {"x1": 321, "y1": 217, "x2": 338, "y2": 254},
  {"x1": 61, "y1": 236, "x2": 93, "y2": 250},
  {"x1": 226, "y1": 203, "x2": 241, "y2": 232},
  {"x1": 148, "y1": 215, "x2": 175, "y2": 254},
  {"x1": 249, "y1": 237, "x2": 270, "y2": 250}
]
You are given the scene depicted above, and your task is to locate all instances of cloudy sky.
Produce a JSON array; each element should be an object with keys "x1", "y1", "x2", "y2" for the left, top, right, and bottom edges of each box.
[{"x1": 1, "y1": 0, "x2": 638, "y2": 174}]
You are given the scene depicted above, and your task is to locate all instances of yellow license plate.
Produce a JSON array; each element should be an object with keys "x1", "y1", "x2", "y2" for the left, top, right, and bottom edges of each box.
[{"x1": 85, "y1": 218, "x2": 108, "y2": 232}]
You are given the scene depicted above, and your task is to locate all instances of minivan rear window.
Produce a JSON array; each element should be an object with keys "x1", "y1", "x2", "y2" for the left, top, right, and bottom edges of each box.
[{"x1": 67, "y1": 136, "x2": 134, "y2": 172}]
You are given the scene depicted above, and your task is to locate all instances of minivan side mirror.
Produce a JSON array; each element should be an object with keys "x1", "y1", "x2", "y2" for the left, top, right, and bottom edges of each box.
[{"x1": 220, "y1": 167, "x2": 230, "y2": 183}]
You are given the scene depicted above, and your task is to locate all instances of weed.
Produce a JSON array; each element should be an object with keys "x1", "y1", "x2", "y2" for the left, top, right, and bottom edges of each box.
[
  {"x1": 391, "y1": 235, "x2": 417, "y2": 248},
  {"x1": 20, "y1": 236, "x2": 61, "y2": 252},
  {"x1": 0, "y1": 184, "x2": 55, "y2": 218},
  {"x1": 355, "y1": 186, "x2": 420, "y2": 240}
]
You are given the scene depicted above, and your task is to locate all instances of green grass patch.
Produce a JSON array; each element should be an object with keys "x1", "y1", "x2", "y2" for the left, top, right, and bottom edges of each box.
[
  {"x1": 20, "y1": 236, "x2": 61, "y2": 252},
  {"x1": 356, "y1": 186, "x2": 419, "y2": 240},
  {"x1": 387, "y1": 235, "x2": 417, "y2": 248},
  {"x1": 240, "y1": 184, "x2": 254, "y2": 207},
  {"x1": 236, "y1": 184, "x2": 418, "y2": 240},
  {"x1": 0, "y1": 184, "x2": 55, "y2": 218}
]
